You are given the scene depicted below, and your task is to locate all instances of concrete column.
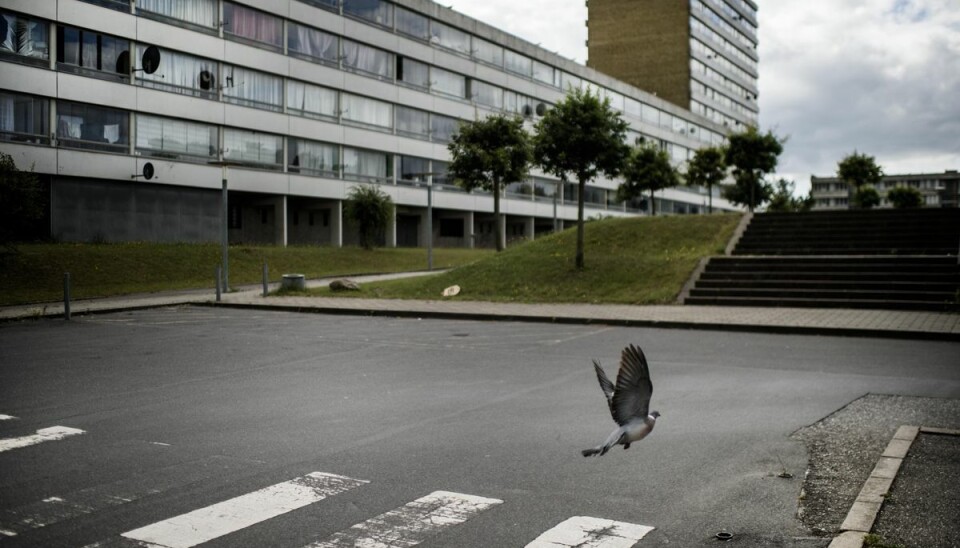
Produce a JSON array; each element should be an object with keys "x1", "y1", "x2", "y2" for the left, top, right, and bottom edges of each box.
[
  {"x1": 525, "y1": 216, "x2": 535, "y2": 241},
  {"x1": 498, "y1": 214, "x2": 507, "y2": 249},
  {"x1": 275, "y1": 195, "x2": 287, "y2": 246},
  {"x1": 466, "y1": 211, "x2": 475, "y2": 249},
  {"x1": 331, "y1": 201, "x2": 343, "y2": 248},
  {"x1": 419, "y1": 209, "x2": 430, "y2": 249},
  {"x1": 386, "y1": 206, "x2": 397, "y2": 248}
]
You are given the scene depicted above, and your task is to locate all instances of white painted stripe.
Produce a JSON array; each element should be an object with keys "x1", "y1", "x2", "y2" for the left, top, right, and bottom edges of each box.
[
  {"x1": 0, "y1": 426, "x2": 85, "y2": 453},
  {"x1": 524, "y1": 516, "x2": 655, "y2": 548},
  {"x1": 307, "y1": 490, "x2": 503, "y2": 548},
  {"x1": 0, "y1": 414, "x2": 16, "y2": 420},
  {"x1": 121, "y1": 472, "x2": 367, "y2": 548}
]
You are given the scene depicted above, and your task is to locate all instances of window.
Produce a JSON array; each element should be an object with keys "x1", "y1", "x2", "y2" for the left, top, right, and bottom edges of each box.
[
  {"x1": 561, "y1": 72, "x2": 581, "y2": 92},
  {"x1": 57, "y1": 101, "x2": 128, "y2": 152},
  {"x1": 343, "y1": 147, "x2": 391, "y2": 183},
  {"x1": 603, "y1": 89, "x2": 624, "y2": 112},
  {"x1": 341, "y1": 93, "x2": 392, "y2": 129},
  {"x1": 135, "y1": 46, "x2": 217, "y2": 99},
  {"x1": 136, "y1": 114, "x2": 216, "y2": 160},
  {"x1": 287, "y1": 80, "x2": 338, "y2": 121},
  {"x1": 641, "y1": 103, "x2": 659, "y2": 125},
  {"x1": 431, "y1": 160, "x2": 450, "y2": 186},
  {"x1": 288, "y1": 138, "x2": 338, "y2": 177},
  {"x1": 78, "y1": 0, "x2": 131, "y2": 12},
  {"x1": 396, "y1": 106, "x2": 429, "y2": 139},
  {"x1": 399, "y1": 156, "x2": 429, "y2": 183},
  {"x1": 395, "y1": 7, "x2": 429, "y2": 41},
  {"x1": 342, "y1": 40, "x2": 393, "y2": 80},
  {"x1": 504, "y1": 50, "x2": 532, "y2": 77},
  {"x1": 397, "y1": 57, "x2": 429, "y2": 90},
  {"x1": 470, "y1": 80, "x2": 503, "y2": 110},
  {"x1": 57, "y1": 25, "x2": 129, "y2": 79},
  {"x1": 288, "y1": 23, "x2": 338, "y2": 65},
  {"x1": 532, "y1": 61, "x2": 555, "y2": 87},
  {"x1": 1, "y1": 10, "x2": 49, "y2": 64},
  {"x1": 295, "y1": 0, "x2": 339, "y2": 12},
  {"x1": 472, "y1": 38, "x2": 503, "y2": 67},
  {"x1": 222, "y1": 2, "x2": 282, "y2": 48},
  {"x1": 343, "y1": 0, "x2": 393, "y2": 29},
  {"x1": 533, "y1": 178, "x2": 557, "y2": 199},
  {"x1": 222, "y1": 66, "x2": 283, "y2": 111},
  {"x1": 137, "y1": 0, "x2": 217, "y2": 29},
  {"x1": 624, "y1": 97, "x2": 642, "y2": 119},
  {"x1": 0, "y1": 92, "x2": 49, "y2": 144},
  {"x1": 506, "y1": 181, "x2": 532, "y2": 197},
  {"x1": 430, "y1": 114, "x2": 458, "y2": 143},
  {"x1": 430, "y1": 21, "x2": 470, "y2": 55},
  {"x1": 430, "y1": 66, "x2": 465, "y2": 98},
  {"x1": 223, "y1": 128, "x2": 282, "y2": 167}
]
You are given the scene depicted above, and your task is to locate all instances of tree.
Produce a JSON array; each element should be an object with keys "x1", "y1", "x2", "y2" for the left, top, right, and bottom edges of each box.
[
  {"x1": 533, "y1": 88, "x2": 629, "y2": 269},
  {"x1": 616, "y1": 142, "x2": 679, "y2": 216},
  {"x1": 0, "y1": 152, "x2": 45, "y2": 253},
  {"x1": 766, "y1": 178, "x2": 814, "y2": 213},
  {"x1": 723, "y1": 126, "x2": 784, "y2": 211},
  {"x1": 837, "y1": 151, "x2": 883, "y2": 192},
  {"x1": 448, "y1": 114, "x2": 532, "y2": 252},
  {"x1": 344, "y1": 184, "x2": 392, "y2": 250},
  {"x1": 851, "y1": 185, "x2": 881, "y2": 209},
  {"x1": 685, "y1": 146, "x2": 726, "y2": 213},
  {"x1": 886, "y1": 185, "x2": 923, "y2": 209}
]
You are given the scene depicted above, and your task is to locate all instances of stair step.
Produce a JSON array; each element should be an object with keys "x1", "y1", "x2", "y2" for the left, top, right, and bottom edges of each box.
[
  {"x1": 684, "y1": 296, "x2": 960, "y2": 312},
  {"x1": 689, "y1": 287, "x2": 956, "y2": 302}
]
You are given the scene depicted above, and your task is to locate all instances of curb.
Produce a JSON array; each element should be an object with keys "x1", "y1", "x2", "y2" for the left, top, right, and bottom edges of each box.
[{"x1": 828, "y1": 426, "x2": 960, "y2": 548}]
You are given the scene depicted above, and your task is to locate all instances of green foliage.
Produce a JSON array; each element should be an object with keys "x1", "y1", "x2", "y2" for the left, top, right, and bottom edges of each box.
[
  {"x1": 724, "y1": 126, "x2": 784, "y2": 211},
  {"x1": 344, "y1": 184, "x2": 393, "y2": 250},
  {"x1": 0, "y1": 152, "x2": 45, "y2": 251},
  {"x1": 766, "y1": 178, "x2": 814, "y2": 212},
  {"x1": 886, "y1": 185, "x2": 923, "y2": 208},
  {"x1": 532, "y1": 87, "x2": 630, "y2": 269},
  {"x1": 331, "y1": 214, "x2": 742, "y2": 304},
  {"x1": 852, "y1": 185, "x2": 881, "y2": 209},
  {"x1": 685, "y1": 146, "x2": 726, "y2": 213},
  {"x1": 616, "y1": 142, "x2": 680, "y2": 216},
  {"x1": 837, "y1": 151, "x2": 883, "y2": 191},
  {"x1": 863, "y1": 534, "x2": 904, "y2": 548},
  {"x1": 448, "y1": 114, "x2": 532, "y2": 251},
  {"x1": 0, "y1": 242, "x2": 490, "y2": 305}
]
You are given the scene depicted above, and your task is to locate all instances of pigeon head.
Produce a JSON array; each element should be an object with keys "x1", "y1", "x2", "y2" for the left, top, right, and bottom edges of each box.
[{"x1": 650, "y1": 411, "x2": 661, "y2": 419}]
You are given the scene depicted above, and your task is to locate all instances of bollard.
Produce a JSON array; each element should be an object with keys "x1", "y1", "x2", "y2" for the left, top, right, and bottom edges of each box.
[
  {"x1": 216, "y1": 265, "x2": 222, "y2": 302},
  {"x1": 262, "y1": 261, "x2": 268, "y2": 297},
  {"x1": 63, "y1": 272, "x2": 71, "y2": 320}
]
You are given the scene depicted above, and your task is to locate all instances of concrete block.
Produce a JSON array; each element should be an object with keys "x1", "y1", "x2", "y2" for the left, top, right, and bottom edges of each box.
[
  {"x1": 840, "y1": 500, "x2": 881, "y2": 532},
  {"x1": 871, "y1": 456, "x2": 902, "y2": 479},
  {"x1": 882, "y1": 438, "x2": 913, "y2": 459},
  {"x1": 856, "y1": 475, "x2": 894, "y2": 504},
  {"x1": 893, "y1": 425, "x2": 920, "y2": 441},
  {"x1": 829, "y1": 531, "x2": 866, "y2": 548}
]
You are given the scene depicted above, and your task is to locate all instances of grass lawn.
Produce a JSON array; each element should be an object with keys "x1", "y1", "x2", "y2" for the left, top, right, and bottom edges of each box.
[
  {"x1": 308, "y1": 213, "x2": 742, "y2": 304},
  {"x1": 0, "y1": 244, "x2": 490, "y2": 306}
]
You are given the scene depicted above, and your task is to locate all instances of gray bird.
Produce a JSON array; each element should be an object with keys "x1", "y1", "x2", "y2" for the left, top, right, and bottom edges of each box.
[{"x1": 582, "y1": 344, "x2": 660, "y2": 457}]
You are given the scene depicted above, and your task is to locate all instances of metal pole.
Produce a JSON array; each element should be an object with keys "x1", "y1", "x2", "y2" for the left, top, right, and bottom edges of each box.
[
  {"x1": 63, "y1": 272, "x2": 71, "y2": 320},
  {"x1": 221, "y1": 165, "x2": 229, "y2": 291},
  {"x1": 215, "y1": 265, "x2": 221, "y2": 302},
  {"x1": 427, "y1": 182, "x2": 433, "y2": 270},
  {"x1": 262, "y1": 261, "x2": 268, "y2": 297}
]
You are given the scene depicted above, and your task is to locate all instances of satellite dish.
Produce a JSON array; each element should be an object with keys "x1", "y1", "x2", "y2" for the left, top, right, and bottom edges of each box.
[
  {"x1": 140, "y1": 45, "x2": 161, "y2": 75},
  {"x1": 522, "y1": 104, "x2": 533, "y2": 117},
  {"x1": 535, "y1": 103, "x2": 547, "y2": 116},
  {"x1": 116, "y1": 50, "x2": 130, "y2": 74},
  {"x1": 142, "y1": 162, "x2": 155, "y2": 181},
  {"x1": 198, "y1": 70, "x2": 215, "y2": 90}
]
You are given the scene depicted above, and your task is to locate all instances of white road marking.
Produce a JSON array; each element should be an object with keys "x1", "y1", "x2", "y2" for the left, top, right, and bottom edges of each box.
[
  {"x1": 307, "y1": 490, "x2": 503, "y2": 548},
  {"x1": 121, "y1": 472, "x2": 367, "y2": 548},
  {"x1": 0, "y1": 414, "x2": 16, "y2": 420},
  {"x1": 525, "y1": 516, "x2": 655, "y2": 548},
  {"x1": 0, "y1": 426, "x2": 85, "y2": 453}
]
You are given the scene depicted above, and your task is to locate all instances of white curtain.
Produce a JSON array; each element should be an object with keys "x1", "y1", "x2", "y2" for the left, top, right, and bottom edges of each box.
[
  {"x1": 0, "y1": 93, "x2": 14, "y2": 132},
  {"x1": 430, "y1": 66, "x2": 465, "y2": 98},
  {"x1": 341, "y1": 94, "x2": 392, "y2": 129},
  {"x1": 223, "y1": 66, "x2": 283, "y2": 110},
  {"x1": 223, "y1": 2, "x2": 281, "y2": 46},
  {"x1": 343, "y1": 147, "x2": 387, "y2": 181},
  {"x1": 342, "y1": 40, "x2": 392, "y2": 79},
  {"x1": 137, "y1": 115, "x2": 215, "y2": 157},
  {"x1": 291, "y1": 139, "x2": 337, "y2": 174},
  {"x1": 287, "y1": 81, "x2": 337, "y2": 119},
  {"x1": 137, "y1": 46, "x2": 216, "y2": 94},
  {"x1": 289, "y1": 23, "x2": 338, "y2": 62},
  {"x1": 224, "y1": 129, "x2": 281, "y2": 165},
  {"x1": 138, "y1": 0, "x2": 217, "y2": 28}
]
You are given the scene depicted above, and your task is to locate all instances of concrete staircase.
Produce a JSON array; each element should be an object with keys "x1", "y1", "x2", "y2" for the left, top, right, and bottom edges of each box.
[{"x1": 684, "y1": 209, "x2": 960, "y2": 310}]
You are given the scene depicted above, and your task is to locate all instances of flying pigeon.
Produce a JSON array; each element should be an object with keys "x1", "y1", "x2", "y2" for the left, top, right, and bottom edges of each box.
[{"x1": 582, "y1": 344, "x2": 660, "y2": 457}]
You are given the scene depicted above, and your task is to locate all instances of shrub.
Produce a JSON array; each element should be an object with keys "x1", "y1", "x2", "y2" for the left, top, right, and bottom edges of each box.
[
  {"x1": 852, "y1": 185, "x2": 881, "y2": 209},
  {"x1": 886, "y1": 185, "x2": 923, "y2": 209}
]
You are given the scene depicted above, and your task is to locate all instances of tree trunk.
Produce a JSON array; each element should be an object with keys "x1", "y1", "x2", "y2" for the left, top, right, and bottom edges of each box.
[
  {"x1": 494, "y1": 178, "x2": 503, "y2": 252},
  {"x1": 650, "y1": 189, "x2": 657, "y2": 216},
  {"x1": 576, "y1": 178, "x2": 585, "y2": 269},
  {"x1": 708, "y1": 183, "x2": 713, "y2": 214}
]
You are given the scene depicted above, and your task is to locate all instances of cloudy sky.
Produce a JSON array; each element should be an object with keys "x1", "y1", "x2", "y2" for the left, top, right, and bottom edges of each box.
[{"x1": 444, "y1": 0, "x2": 960, "y2": 196}]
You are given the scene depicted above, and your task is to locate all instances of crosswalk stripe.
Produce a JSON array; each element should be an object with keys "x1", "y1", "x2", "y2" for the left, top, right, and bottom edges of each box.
[
  {"x1": 120, "y1": 472, "x2": 368, "y2": 548},
  {"x1": 0, "y1": 426, "x2": 85, "y2": 453},
  {"x1": 0, "y1": 414, "x2": 16, "y2": 420},
  {"x1": 524, "y1": 516, "x2": 654, "y2": 548},
  {"x1": 306, "y1": 490, "x2": 503, "y2": 548}
]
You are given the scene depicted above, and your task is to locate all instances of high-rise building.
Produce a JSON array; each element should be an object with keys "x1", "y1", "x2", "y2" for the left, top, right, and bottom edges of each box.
[
  {"x1": 0, "y1": 0, "x2": 737, "y2": 247},
  {"x1": 587, "y1": 0, "x2": 759, "y2": 130}
]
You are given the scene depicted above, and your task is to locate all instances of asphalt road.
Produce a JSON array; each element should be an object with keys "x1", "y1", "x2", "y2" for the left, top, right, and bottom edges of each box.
[{"x1": 1, "y1": 307, "x2": 958, "y2": 547}]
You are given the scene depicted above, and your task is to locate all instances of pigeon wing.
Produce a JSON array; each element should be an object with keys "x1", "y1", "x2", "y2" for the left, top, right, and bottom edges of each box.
[
  {"x1": 610, "y1": 344, "x2": 653, "y2": 426},
  {"x1": 592, "y1": 360, "x2": 616, "y2": 417}
]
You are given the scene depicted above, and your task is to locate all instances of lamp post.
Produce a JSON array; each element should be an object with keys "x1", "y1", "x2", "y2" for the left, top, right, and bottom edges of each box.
[{"x1": 208, "y1": 160, "x2": 246, "y2": 291}]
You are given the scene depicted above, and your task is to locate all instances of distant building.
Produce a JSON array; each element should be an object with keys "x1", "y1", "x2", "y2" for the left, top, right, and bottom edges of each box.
[
  {"x1": 811, "y1": 170, "x2": 960, "y2": 210},
  {"x1": 586, "y1": 0, "x2": 759, "y2": 130}
]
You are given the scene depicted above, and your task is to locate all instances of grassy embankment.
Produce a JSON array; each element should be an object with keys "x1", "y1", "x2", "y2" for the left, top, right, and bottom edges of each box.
[
  {"x1": 307, "y1": 213, "x2": 741, "y2": 304},
  {"x1": 0, "y1": 244, "x2": 489, "y2": 306}
]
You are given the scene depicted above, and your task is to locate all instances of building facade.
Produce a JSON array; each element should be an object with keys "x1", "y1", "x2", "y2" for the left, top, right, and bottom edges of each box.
[
  {"x1": 0, "y1": 0, "x2": 738, "y2": 247},
  {"x1": 811, "y1": 170, "x2": 960, "y2": 210},
  {"x1": 586, "y1": 0, "x2": 759, "y2": 130}
]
